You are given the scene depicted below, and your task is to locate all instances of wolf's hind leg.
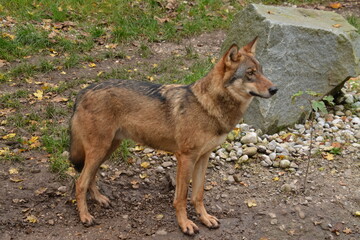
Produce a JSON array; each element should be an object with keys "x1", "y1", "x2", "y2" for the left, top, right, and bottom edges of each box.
[{"x1": 89, "y1": 138, "x2": 121, "y2": 207}]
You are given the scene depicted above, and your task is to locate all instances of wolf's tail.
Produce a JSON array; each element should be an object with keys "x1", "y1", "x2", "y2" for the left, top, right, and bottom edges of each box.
[{"x1": 69, "y1": 127, "x2": 85, "y2": 172}]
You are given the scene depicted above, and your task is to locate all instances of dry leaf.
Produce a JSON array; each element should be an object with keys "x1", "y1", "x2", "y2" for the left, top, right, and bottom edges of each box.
[
  {"x1": 10, "y1": 177, "x2": 24, "y2": 183},
  {"x1": 88, "y1": 63, "x2": 96, "y2": 68},
  {"x1": 245, "y1": 199, "x2": 257, "y2": 208},
  {"x1": 323, "y1": 153, "x2": 334, "y2": 160},
  {"x1": 35, "y1": 187, "x2": 48, "y2": 196},
  {"x1": 9, "y1": 167, "x2": 19, "y2": 174},
  {"x1": 332, "y1": 24, "x2": 342, "y2": 28},
  {"x1": 26, "y1": 215, "x2": 38, "y2": 223},
  {"x1": 33, "y1": 90, "x2": 43, "y2": 100},
  {"x1": 329, "y1": 2, "x2": 342, "y2": 9},
  {"x1": 343, "y1": 227, "x2": 352, "y2": 234},
  {"x1": 2, "y1": 133, "x2": 16, "y2": 139},
  {"x1": 140, "y1": 162, "x2": 150, "y2": 168}
]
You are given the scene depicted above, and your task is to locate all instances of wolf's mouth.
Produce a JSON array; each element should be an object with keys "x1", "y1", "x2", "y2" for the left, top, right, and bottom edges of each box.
[{"x1": 249, "y1": 91, "x2": 262, "y2": 97}]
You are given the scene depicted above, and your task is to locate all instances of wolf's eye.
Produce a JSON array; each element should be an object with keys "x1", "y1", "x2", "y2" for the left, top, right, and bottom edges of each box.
[{"x1": 247, "y1": 70, "x2": 256, "y2": 76}]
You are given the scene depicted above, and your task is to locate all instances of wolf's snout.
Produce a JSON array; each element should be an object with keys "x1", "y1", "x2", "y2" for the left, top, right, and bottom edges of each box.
[{"x1": 268, "y1": 86, "x2": 278, "y2": 96}]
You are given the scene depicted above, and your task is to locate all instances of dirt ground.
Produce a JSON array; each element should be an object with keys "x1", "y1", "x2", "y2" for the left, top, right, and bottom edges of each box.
[{"x1": 1, "y1": 3, "x2": 360, "y2": 240}]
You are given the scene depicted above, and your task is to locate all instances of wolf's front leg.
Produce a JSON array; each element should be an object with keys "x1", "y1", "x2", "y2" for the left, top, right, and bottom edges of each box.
[
  {"x1": 191, "y1": 151, "x2": 220, "y2": 228},
  {"x1": 173, "y1": 152, "x2": 199, "y2": 235}
]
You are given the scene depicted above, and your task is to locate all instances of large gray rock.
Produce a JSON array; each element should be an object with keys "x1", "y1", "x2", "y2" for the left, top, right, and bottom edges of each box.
[{"x1": 222, "y1": 4, "x2": 360, "y2": 134}]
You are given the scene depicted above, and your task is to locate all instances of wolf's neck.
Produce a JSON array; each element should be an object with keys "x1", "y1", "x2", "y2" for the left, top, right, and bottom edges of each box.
[{"x1": 191, "y1": 71, "x2": 253, "y2": 133}]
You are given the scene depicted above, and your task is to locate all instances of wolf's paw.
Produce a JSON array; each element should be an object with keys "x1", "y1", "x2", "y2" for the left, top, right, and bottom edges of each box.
[
  {"x1": 94, "y1": 194, "x2": 111, "y2": 208},
  {"x1": 199, "y1": 214, "x2": 220, "y2": 229},
  {"x1": 80, "y1": 213, "x2": 98, "y2": 227},
  {"x1": 179, "y1": 219, "x2": 200, "y2": 235}
]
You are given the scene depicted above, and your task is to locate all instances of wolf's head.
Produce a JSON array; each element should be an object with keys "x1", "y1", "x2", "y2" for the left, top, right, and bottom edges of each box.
[{"x1": 222, "y1": 37, "x2": 278, "y2": 100}]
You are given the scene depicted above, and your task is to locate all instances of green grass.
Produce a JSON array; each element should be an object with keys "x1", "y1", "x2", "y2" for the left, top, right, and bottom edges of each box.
[
  {"x1": 0, "y1": 90, "x2": 29, "y2": 109},
  {"x1": 347, "y1": 15, "x2": 360, "y2": 33},
  {"x1": 0, "y1": 0, "x2": 242, "y2": 61}
]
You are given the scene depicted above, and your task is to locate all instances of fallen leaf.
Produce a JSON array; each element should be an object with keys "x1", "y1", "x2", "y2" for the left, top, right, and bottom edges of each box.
[
  {"x1": 35, "y1": 187, "x2": 48, "y2": 195},
  {"x1": 140, "y1": 162, "x2": 150, "y2": 168},
  {"x1": 2, "y1": 133, "x2": 16, "y2": 139},
  {"x1": 139, "y1": 173, "x2": 148, "y2": 179},
  {"x1": 26, "y1": 215, "x2": 38, "y2": 223},
  {"x1": 245, "y1": 199, "x2": 257, "y2": 208},
  {"x1": 332, "y1": 24, "x2": 342, "y2": 28},
  {"x1": 354, "y1": 211, "x2": 360, "y2": 217},
  {"x1": 88, "y1": 63, "x2": 96, "y2": 68},
  {"x1": 343, "y1": 227, "x2": 352, "y2": 234},
  {"x1": 51, "y1": 96, "x2": 68, "y2": 103},
  {"x1": 329, "y1": 2, "x2": 342, "y2": 9},
  {"x1": 10, "y1": 177, "x2": 24, "y2": 183},
  {"x1": 273, "y1": 176, "x2": 280, "y2": 181},
  {"x1": 322, "y1": 153, "x2": 334, "y2": 160},
  {"x1": 33, "y1": 90, "x2": 43, "y2": 100},
  {"x1": 9, "y1": 167, "x2": 19, "y2": 174}
]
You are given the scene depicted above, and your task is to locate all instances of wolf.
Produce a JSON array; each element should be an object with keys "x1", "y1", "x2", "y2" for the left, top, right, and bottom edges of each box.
[{"x1": 69, "y1": 37, "x2": 277, "y2": 235}]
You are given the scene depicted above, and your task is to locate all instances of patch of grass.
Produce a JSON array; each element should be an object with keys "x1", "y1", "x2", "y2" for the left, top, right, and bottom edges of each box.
[
  {"x1": 49, "y1": 153, "x2": 70, "y2": 178},
  {"x1": 181, "y1": 58, "x2": 213, "y2": 84},
  {"x1": 347, "y1": 15, "x2": 360, "y2": 33},
  {"x1": 41, "y1": 125, "x2": 69, "y2": 155},
  {"x1": 110, "y1": 139, "x2": 135, "y2": 163},
  {"x1": 8, "y1": 63, "x2": 37, "y2": 78},
  {"x1": 138, "y1": 43, "x2": 152, "y2": 58},
  {"x1": 0, "y1": 152, "x2": 25, "y2": 162},
  {"x1": 45, "y1": 103, "x2": 67, "y2": 119},
  {"x1": 63, "y1": 54, "x2": 81, "y2": 69},
  {"x1": 39, "y1": 59, "x2": 55, "y2": 72},
  {"x1": 0, "y1": 90, "x2": 29, "y2": 109}
]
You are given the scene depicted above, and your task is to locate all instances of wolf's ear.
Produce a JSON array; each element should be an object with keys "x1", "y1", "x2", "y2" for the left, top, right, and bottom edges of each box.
[
  {"x1": 225, "y1": 44, "x2": 240, "y2": 66},
  {"x1": 242, "y1": 37, "x2": 258, "y2": 55}
]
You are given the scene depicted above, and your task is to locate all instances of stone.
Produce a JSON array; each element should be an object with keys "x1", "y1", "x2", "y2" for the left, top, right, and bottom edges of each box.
[
  {"x1": 243, "y1": 147, "x2": 258, "y2": 157},
  {"x1": 222, "y1": 4, "x2": 360, "y2": 134},
  {"x1": 241, "y1": 132, "x2": 258, "y2": 144},
  {"x1": 238, "y1": 155, "x2": 249, "y2": 163},
  {"x1": 279, "y1": 159, "x2": 291, "y2": 168},
  {"x1": 161, "y1": 161, "x2": 173, "y2": 168}
]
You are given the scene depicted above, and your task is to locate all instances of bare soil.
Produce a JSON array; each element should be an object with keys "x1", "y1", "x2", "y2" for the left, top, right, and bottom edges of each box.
[{"x1": 1, "y1": 3, "x2": 360, "y2": 240}]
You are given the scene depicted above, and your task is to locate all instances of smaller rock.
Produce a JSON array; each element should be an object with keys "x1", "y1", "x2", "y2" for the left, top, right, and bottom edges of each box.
[
  {"x1": 241, "y1": 132, "x2": 258, "y2": 144},
  {"x1": 227, "y1": 175, "x2": 235, "y2": 184},
  {"x1": 243, "y1": 147, "x2": 257, "y2": 157},
  {"x1": 257, "y1": 145, "x2": 267, "y2": 153},
  {"x1": 290, "y1": 162, "x2": 299, "y2": 169},
  {"x1": 156, "y1": 229, "x2": 168, "y2": 236},
  {"x1": 280, "y1": 183, "x2": 293, "y2": 192},
  {"x1": 344, "y1": 94, "x2": 354, "y2": 104},
  {"x1": 238, "y1": 155, "x2": 249, "y2": 163},
  {"x1": 268, "y1": 140, "x2": 277, "y2": 151},
  {"x1": 48, "y1": 219, "x2": 55, "y2": 225},
  {"x1": 279, "y1": 159, "x2": 291, "y2": 169},
  {"x1": 233, "y1": 174, "x2": 242, "y2": 182},
  {"x1": 57, "y1": 186, "x2": 67, "y2": 193},
  {"x1": 269, "y1": 152, "x2": 276, "y2": 161},
  {"x1": 143, "y1": 148, "x2": 153, "y2": 154},
  {"x1": 162, "y1": 161, "x2": 173, "y2": 168}
]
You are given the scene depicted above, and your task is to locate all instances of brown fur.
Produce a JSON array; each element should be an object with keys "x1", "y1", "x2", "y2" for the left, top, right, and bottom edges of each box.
[{"x1": 69, "y1": 37, "x2": 277, "y2": 235}]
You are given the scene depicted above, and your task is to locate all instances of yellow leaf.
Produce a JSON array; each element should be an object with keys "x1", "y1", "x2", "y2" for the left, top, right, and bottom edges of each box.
[
  {"x1": 2, "y1": 33, "x2": 15, "y2": 40},
  {"x1": 33, "y1": 90, "x2": 43, "y2": 100},
  {"x1": 35, "y1": 187, "x2": 48, "y2": 195},
  {"x1": 88, "y1": 63, "x2": 96, "y2": 68},
  {"x1": 28, "y1": 136, "x2": 39, "y2": 143},
  {"x1": 245, "y1": 199, "x2": 257, "y2": 208},
  {"x1": 60, "y1": 71, "x2": 66, "y2": 75},
  {"x1": 332, "y1": 24, "x2": 342, "y2": 28},
  {"x1": 354, "y1": 211, "x2": 360, "y2": 217},
  {"x1": 2, "y1": 133, "x2": 16, "y2": 139},
  {"x1": 9, "y1": 167, "x2": 19, "y2": 174},
  {"x1": 141, "y1": 162, "x2": 150, "y2": 168},
  {"x1": 26, "y1": 215, "x2": 38, "y2": 223},
  {"x1": 97, "y1": 71, "x2": 104, "y2": 77},
  {"x1": 134, "y1": 146, "x2": 144, "y2": 151},
  {"x1": 139, "y1": 173, "x2": 148, "y2": 179},
  {"x1": 100, "y1": 164, "x2": 109, "y2": 170},
  {"x1": 323, "y1": 153, "x2": 334, "y2": 160},
  {"x1": 273, "y1": 176, "x2": 280, "y2": 181},
  {"x1": 10, "y1": 177, "x2": 24, "y2": 183},
  {"x1": 329, "y1": 2, "x2": 342, "y2": 9}
]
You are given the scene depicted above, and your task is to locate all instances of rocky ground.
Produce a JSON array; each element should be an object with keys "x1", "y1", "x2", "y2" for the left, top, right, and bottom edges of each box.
[{"x1": 1, "y1": 2, "x2": 360, "y2": 240}]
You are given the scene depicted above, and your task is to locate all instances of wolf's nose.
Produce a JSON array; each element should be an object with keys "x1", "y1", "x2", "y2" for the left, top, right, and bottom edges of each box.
[{"x1": 269, "y1": 87, "x2": 278, "y2": 95}]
